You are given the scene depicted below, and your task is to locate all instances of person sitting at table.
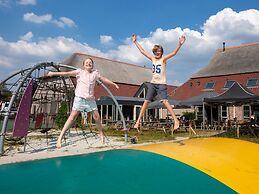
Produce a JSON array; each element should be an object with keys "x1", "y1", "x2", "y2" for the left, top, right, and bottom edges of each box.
[{"x1": 250, "y1": 114, "x2": 257, "y2": 127}]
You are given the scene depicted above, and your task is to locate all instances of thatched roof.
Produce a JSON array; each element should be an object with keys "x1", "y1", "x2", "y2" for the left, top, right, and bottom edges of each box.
[
  {"x1": 192, "y1": 42, "x2": 259, "y2": 78},
  {"x1": 61, "y1": 53, "x2": 152, "y2": 85}
]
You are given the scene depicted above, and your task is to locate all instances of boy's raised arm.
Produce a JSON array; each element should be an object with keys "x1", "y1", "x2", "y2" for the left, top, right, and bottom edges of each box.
[
  {"x1": 163, "y1": 35, "x2": 186, "y2": 62},
  {"x1": 132, "y1": 34, "x2": 153, "y2": 60}
]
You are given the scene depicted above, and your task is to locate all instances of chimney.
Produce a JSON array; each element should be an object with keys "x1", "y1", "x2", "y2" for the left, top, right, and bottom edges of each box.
[{"x1": 223, "y1": 42, "x2": 226, "y2": 52}]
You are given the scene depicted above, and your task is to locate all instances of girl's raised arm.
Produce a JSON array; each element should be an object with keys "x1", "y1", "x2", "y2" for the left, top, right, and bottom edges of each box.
[
  {"x1": 46, "y1": 70, "x2": 78, "y2": 77},
  {"x1": 100, "y1": 76, "x2": 119, "y2": 89}
]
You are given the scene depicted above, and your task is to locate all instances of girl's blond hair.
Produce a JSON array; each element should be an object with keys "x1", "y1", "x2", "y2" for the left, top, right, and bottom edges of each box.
[{"x1": 83, "y1": 57, "x2": 94, "y2": 67}]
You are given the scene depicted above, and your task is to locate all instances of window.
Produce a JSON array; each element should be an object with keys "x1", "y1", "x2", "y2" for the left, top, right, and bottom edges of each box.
[
  {"x1": 138, "y1": 88, "x2": 146, "y2": 98},
  {"x1": 243, "y1": 105, "x2": 250, "y2": 119},
  {"x1": 139, "y1": 91, "x2": 144, "y2": 98},
  {"x1": 224, "y1": 80, "x2": 235, "y2": 88},
  {"x1": 246, "y1": 78, "x2": 258, "y2": 87},
  {"x1": 197, "y1": 106, "x2": 203, "y2": 120},
  {"x1": 205, "y1": 82, "x2": 215, "y2": 89},
  {"x1": 221, "y1": 105, "x2": 227, "y2": 119}
]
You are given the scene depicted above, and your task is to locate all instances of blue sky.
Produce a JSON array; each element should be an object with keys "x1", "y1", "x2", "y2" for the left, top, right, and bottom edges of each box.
[{"x1": 0, "y1": 0, "x2": 258, "y2": 85}]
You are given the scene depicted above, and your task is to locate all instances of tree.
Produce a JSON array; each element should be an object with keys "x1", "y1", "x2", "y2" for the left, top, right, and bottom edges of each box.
[
  {"x1": 0, "y1": 84, "x2": 12, "y2": 101},
  {"x1": 55, "y1": 101, "x2": 69, "y2": 129},
  {"x1": 182, "y1": 112, "x2": 197, "y2": 136},
  {"x1": 55, "y1": 100, "x2": 83, "y2": 129},
  {"x1": 182, "y1": 112, "x2": 196, "y2": 121}
]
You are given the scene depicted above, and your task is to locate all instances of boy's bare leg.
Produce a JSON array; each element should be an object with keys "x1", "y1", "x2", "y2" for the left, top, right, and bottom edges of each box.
[
  {"x1": 92, "y1": 110, "x2": 104, "y2": 143},
  {"x1": 56, "y1": 111, "x2": 80, "y2": 148},
  {"x1": 162, "y1": 100, "x2": 179, "y2": 132},
  {"x1": 134, "y1": 100, "x2": 150, "y2": 129}
]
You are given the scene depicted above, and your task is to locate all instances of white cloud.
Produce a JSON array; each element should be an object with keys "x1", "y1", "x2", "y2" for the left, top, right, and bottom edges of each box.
[
  {"x1": 24, "y1": 12, "x2": 52, "y2": 24},
  {"x1": 17, "y1": 0, "x2": 36, "y2": 5},
  {"x1": 172, "y1": 80, "x2": 183, "y2": 87},
  {"x1": 53, "y1": 17, "x2": 76, "y2": 28},
  {"x1": 203, "y1": 8, "x2": 259, "y2": 44},
  {"x1": 0, "y1": 36, "x2": 109, "y2": 79},
  {"x1": 20, "y1": 31, "x2": 33, "y2": 41},
  {"x1": 0, "y1": 0, "x2": 11, "y2": 7},
  {"x1": 0, "y1": 36, "x2": 107, "y2": 59},
  {"x1": 1, "y1": 8, "x2": 259, "y2": 85},
  {"x1": 107, "y1": 8, "x2": 259, "y2": 85},
  {"x1": 23, "y1": 12, "x2": 76, "y2": 28},
  {"x1": 0, "y1": 56, "x2": 13, "y2": 67},
  {"x1": 59, "y1": 17, "x2": 76, "y2": 27},
  {"x1": 100, "y1": 35, "x2": 113, "y2": 44},
  {"x1": 1, "y1": 0, "x2": 36, "y2": 7}
]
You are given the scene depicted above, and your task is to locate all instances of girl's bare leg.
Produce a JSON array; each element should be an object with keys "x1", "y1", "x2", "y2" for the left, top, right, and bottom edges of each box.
[
  {"x1": 56, "y1": 110, "x2": 80, "y2": 148},
  {"x1": 92, "y1": 110, "x2": 104, "y2": 143},
  {"x1": 134, "y1": 100, "x2": 150, "y2": 129},
  {"x1": 162, "y1": 100, "x2": 180, "y2": 132}
]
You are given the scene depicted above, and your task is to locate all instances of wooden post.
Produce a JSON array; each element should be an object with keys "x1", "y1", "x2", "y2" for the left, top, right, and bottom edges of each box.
[
  {"x1": 189, "y1": 121, "x2": 197, "y2": 137},
  {"x1": 237, "y1": 125, "x2": 240, "y2": 138}
]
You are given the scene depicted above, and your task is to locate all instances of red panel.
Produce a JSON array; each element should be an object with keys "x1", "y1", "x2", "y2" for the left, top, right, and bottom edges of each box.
[{"x1": 12, "y1": 79, "x2": 33, "y2": 137}]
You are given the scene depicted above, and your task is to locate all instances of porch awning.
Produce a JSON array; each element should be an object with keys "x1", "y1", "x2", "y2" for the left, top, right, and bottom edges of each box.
[
  {"x1": 148, "y1": 99, "x2": 180, "y2": 109},
  {"x1": 204, "y1": 82, "x2": 259, "y2": 105},
  {"x1": 96, "y1": 96, "x2": 144, "y2": 105},
  {"x1": 180, "y1": 92, "x2": 219, "y2": 106}
]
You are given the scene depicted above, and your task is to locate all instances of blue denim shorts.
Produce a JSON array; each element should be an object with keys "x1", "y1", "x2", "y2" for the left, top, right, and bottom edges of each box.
[
  {"x1": 72, "y1": 96, "x2": 98, "y2": 113},
  {"x1": 145, "y1": 83, "x2": 168, "y2": 101}
]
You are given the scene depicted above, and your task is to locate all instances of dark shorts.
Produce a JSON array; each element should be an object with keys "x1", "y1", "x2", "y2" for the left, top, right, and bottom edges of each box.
[{"x1": 145, "y1": 83, "x2": 168, "y2": 102}]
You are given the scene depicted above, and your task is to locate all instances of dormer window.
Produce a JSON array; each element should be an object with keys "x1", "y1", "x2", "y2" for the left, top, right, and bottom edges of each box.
[
  {"x1": 205, "y1": 82, "x2": 215, "y2": 89},
  {"x1": 224, "y1": 80, "x2": 235, "y2": 88},
  {"x1": 246, "y1": 78, "x2": 258, "y2": 87}
]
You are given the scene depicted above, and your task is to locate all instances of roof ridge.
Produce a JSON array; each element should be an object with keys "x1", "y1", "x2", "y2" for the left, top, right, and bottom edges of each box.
[
  {"x1": 237, "y1": 82, "x2": 255, "y2": 96},
  {"x1": 74, "y1": 52, "x2": 150, "y2": 69},
  {"x1": 216, "y1": 42, "x2": 259, "y2": 52},
  {"x1": 212, "y1": 82, "x2": 254, "y2": 99}
]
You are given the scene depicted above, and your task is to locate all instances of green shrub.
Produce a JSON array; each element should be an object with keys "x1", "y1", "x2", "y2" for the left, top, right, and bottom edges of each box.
[
  {"x1": 75, "y1": 113, "x2": 83, "y2": 128},
  {"x1": 55, "y1": 101, "x2": 69, "y2": 129},
  {"x1": 0, "y1": 84, "x2": 12, "y2": 101},
  {"x1": 182, "y1": 112, "x2": 196, "y2": 121},
  {"x1": 55, "y1": 100, "x2": 84, "y2": 129}
]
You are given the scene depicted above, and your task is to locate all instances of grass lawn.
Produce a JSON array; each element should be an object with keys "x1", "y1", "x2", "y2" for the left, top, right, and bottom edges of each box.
[
  {"x1": 4, "y1": 126, "x2": 259, "y2": 149},
  {"x1": 103, "y1": 127, "x2": 229, "y2": 144}
]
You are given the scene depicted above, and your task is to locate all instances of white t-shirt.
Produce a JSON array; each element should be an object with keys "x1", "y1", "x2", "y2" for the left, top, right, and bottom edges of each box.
[
  {"x1": 150, "y1": 57, "x2": 167, "y2": 84},
  {"x1": 74, "y1": 69, "x2": 101, "y2": 100}
]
